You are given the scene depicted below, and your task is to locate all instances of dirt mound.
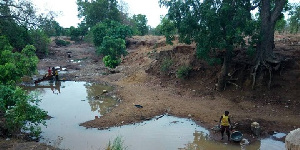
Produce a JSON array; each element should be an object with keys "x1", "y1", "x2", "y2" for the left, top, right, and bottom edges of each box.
[
  {"x1": 126, "y1": 35, "x2": 166, "y2": 50},
  {"x1": 146, "y1": 45, "x2": 196, "y2": 77}
]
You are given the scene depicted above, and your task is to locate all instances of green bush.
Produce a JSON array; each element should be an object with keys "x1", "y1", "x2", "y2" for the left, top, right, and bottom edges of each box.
[
  {"x1": 69, "y1": 26, "x2": 81, "y2": 41},
  {"x1": 55, "y1": 39, "x2": 70, "y2": 46},
  {"x1": 0, "y1": 85, "x2": 47, "y2": 136},
  {"x1": 29, "y1": 30, "x2": 50, "y2": 55},
  {"x1": 0, "y1": 40, "x2": 38, "y2": 84},
  {"x1": 92, "y1": 20, "x2": 132, "y2": 47},
  {"x1": 0, "y1": 36, "x2": 46, "y2": 137},
  {"x1": 176, "y1": 65, "x2": 192, "y2": 79},
  {"x1": 103, "y1": 55, "x2": 121, "y2": 68},
  {"x1": 0, "y1": 21, "x2": 31, "y2": 51},
  {"x1": 160, "y1": 58, "x2": 173, "y2": 73},
  {"x1": 92, "y1": 20, "x2": 132, "y2": 68},
  {"x1": 97, "y1": 36, "x2": 127, "y2": 57}
]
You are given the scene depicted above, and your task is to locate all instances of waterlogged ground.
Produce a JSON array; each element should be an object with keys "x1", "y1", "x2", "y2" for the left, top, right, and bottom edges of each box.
[{"x1": 21, "y1": 81, "x2": 286, "y2": 150}]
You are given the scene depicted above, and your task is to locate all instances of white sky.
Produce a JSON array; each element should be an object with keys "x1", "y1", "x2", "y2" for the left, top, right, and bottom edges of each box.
[
  {"x1": 31, "y1": 0, "x2": 298, "y2": 28},
  {"x1": 31, "y1": 0, "x2": 168, "y2": 28}
]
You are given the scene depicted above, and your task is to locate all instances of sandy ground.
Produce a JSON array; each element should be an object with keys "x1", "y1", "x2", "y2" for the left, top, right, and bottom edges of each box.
[{"x1": 4, "y1": 35, "x2": 299, "y2": 149}]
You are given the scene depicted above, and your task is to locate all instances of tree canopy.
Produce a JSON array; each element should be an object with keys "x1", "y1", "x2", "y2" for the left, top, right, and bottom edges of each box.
[
  {"x1": 132, "y1": 14, "x2": 148, "y2": 36},
  {"x1": 0, "y1": 0, "x2": 50, "y2": 137},
  {"x1": 92, "y1": 20, "x2": 132, "y2": 68},
  {"x1": 160, "y1": 0, "x2": 255, "y2": 90},
  {"x1": 289, "y1": 4, "x2": 300, "y2": 33},
  {"x1": 0, "y1": 36, "x2": 47, "y2": 136},
  {"x1": 160, "y1": 0, "x2": 288, "y2": 90},
  {"x1": 77, "y1": 0, "x2": 120, "y2": 28}
]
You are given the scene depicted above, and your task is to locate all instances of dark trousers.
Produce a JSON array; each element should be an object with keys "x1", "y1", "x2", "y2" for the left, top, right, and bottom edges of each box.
[{"x1": 221, "y1": 125, "x2": 230, "y2": 140}]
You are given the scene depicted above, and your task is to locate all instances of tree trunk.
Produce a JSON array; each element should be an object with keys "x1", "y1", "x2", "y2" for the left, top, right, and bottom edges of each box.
[
  {"x1": 218, "y1": 49, "x2": 231, "y2": 91},
  {"x1": 252, "y1": 0, "x2": 286, "y2": 89}
]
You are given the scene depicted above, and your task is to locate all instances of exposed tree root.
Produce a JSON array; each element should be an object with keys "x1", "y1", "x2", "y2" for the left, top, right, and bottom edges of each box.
[{"x1": 251, "y1": 55, "x2": 287, "y2": 89}]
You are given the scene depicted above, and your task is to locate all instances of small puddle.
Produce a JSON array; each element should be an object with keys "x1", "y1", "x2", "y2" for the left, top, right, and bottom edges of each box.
[{"x1": 22, "y1": 81, "x2": 286, "y2": 150}]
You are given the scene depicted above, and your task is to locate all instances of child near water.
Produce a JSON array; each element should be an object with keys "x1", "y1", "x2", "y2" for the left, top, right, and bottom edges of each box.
[{"x1": 48, "y1": 67, "x2": 52, "y2": 77}]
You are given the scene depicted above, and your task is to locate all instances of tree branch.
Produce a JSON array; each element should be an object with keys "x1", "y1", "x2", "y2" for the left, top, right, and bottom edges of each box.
[
  {"x1": 271, "y1": 0, "x2": 286, "y2": 23},
  {"x1": 0, "y1": 15, "x2": 18, "y2": 19}
]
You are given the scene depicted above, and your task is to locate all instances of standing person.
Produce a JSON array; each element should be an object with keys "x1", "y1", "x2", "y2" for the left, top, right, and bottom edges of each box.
[
  {"x1": 55, "y1": 69, "x2": 59, "y2": 81},
  {"x1": 48, "y1": 67, "x2": 52, "y2": 77},
  {"x1": 219, "y1": 111, "x2": 231, "y2": 141},
  {"x1": 52, "y1": 67, "x2": 55, "y2": 76}
]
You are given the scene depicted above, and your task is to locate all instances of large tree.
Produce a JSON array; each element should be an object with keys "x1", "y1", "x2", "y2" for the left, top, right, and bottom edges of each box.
[
  {"x1": 132, "y1": 14, "x2": 148, "y2": 36},
  {"x1": 160, "y1": 0, "x2": 288, "y2": 90},
  {"x1": 160, "y1": 0, "x2": 254, "y2": 90},
  {"x1": 288, "y1": 3, "x2": 300, "y2": 33},
  {"x1": 0, "y1": 0, "x2": 40, "y2": 27},
  {"x1": 77, "y1": 0, "x2": 120, "y2": 28},
  {"x1": 0, "y1": 0, "x2": 52, "y2": 54},
  {"x1": 251, "y1": 0, "x2": 287, "y2": 88}
]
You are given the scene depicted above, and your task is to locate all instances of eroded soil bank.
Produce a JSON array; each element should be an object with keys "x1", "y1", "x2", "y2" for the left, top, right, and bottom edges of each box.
[
  {"x1": 2, "y1": 35, "x2": 299, "y2": 149},
  {"x1": 42, "y1": 36, "x2": 300, "y2": 140}
]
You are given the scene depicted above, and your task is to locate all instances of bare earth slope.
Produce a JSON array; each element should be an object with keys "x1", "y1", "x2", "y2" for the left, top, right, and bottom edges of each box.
[{"x1": 40, "y1": 35, "x2": 299, "y2": 142}]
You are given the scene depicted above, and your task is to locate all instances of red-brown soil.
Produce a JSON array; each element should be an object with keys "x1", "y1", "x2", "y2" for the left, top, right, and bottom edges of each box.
[
  {"x1": 41, "y1": 35, "x2": 300, "y2": 142},
  {"x1": 1, "y1": 34, "x2": 299, "y2": 149}
]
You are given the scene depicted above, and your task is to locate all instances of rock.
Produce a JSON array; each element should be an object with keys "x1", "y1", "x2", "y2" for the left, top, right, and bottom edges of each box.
[
  {"x1": 240, "y1": 138, "x2": 249, "y2": 145},
  {"x1": 285, "y1": 128, "x2": 300, "y2": 150},
  {"x1": 211, "y1": 125, "x2": 220, "y2": 133},
  {"x1": 251, "y1": 122, "x2": 261, "y2": 136}
]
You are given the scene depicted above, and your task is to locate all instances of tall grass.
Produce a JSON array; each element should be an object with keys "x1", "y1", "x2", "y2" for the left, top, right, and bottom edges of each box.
[
  {"x1": 105, "y1": 136, "x2": 127, "y2": 150},
  {"x1": 161, "y1": 57, "x2": 173, "y2": 73},
  {"x1": 176, "y1": 65, "x2": 192, "y2": 79}
]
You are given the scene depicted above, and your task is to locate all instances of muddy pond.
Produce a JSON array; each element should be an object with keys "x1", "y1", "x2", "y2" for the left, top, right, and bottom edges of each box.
[{"x1": 23, "y1": 81, "x2": 286, "y2": 150}]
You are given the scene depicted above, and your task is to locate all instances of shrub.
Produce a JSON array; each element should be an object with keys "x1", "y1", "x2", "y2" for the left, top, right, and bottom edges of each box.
[
  {"x1": 160, "y1": 58, "x2": 173, "y2": 73},
  {"x1": 29, "y1": 29, "x2": 50, "y2": 55},
  {"x1": 0, "y1": 37, "x2": 46, "y2": 137},
  {"x1": 55, "y1": 39, "x2": 70, "y2": 46},
  {"x1": 176, "y1": 65, "x2": 192, "y2": 79},
  {"x1": 98, "y1": 36, "x2": 127, "y2": 68},
  {"x1": 103, "y1": 55, "x2": 121, "y2": 68},
  {"x1": 69, "y1": 26, "x2": 81, "y2": 41},
  {"x1": 97, "y1": 36, "x2": 127, "y2": 57},
  {"x1": 0, "y1": 85, "x2": 47, "y2": 136}
]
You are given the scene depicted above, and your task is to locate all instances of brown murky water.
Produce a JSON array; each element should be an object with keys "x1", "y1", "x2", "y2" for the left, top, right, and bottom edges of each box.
[{"x1": 23, "y1": 81, "x2": 286, "y2": 150}]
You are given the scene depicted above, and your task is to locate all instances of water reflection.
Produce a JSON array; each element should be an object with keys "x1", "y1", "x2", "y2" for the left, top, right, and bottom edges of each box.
[
  {"x1": 21, "y1": 81, "x2": 285, "y2": 150},
  {"x1": 84, "y1": 83, "x2": 116, "y2": 115},
  {"x1": 50, "y1": 81, "x2": 61, "y2": 94}
]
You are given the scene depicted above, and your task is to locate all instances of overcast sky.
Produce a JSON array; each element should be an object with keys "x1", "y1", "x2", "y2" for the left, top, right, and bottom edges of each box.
[
  {"x1": 32, "y1": 0, "x2": 168, "y2": 28},
  {"x1": 32, "y1": 0, "x2": 298, "y2": 28}
]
